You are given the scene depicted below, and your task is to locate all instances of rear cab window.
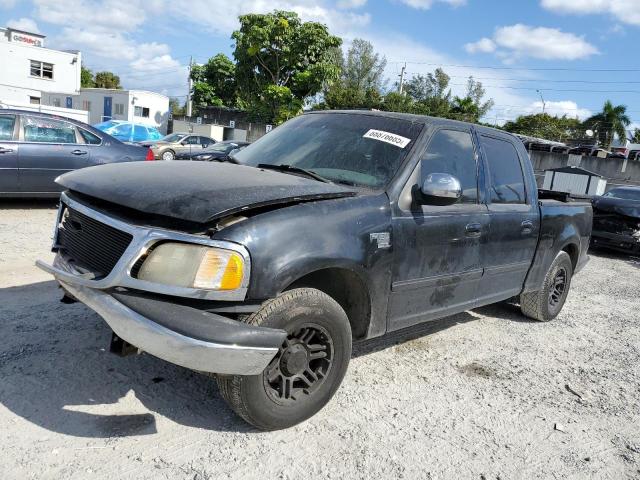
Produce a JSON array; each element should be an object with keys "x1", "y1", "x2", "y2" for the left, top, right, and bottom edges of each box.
[{"x1": 480, "y1": 135, "x2": 527, "y2": 204}]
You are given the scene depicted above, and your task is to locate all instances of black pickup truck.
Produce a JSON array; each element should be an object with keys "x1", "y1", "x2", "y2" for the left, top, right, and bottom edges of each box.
[{"x1": 38, "y1": 111, "x2": 592, "y2": 430}]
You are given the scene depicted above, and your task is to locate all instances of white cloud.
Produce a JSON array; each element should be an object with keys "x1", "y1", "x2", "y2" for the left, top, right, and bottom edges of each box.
[
  {"x1": 398, "y1": 0, "x2": 466, "y2": 9},
  {"x1": 464, "y1": 37, "x2": 495, "y2": 54},
  {"x1": 467, "y1": 24, "x2": 599, "y2": 61},
  {"x1": 336, "y1": 0, "x2": 367, "y2": 8},
  {"x1": 522, "y1": 100, "x2": 592, "y2": 119},
  {"x1": 162, "y1": 1, "x2": 369, "y2": 37},
  {"x1": 541, "y1": 0, "x2": 640, "y2": 26},
  {"x1": 6, "y1": 17, "x2": 40, "y2": 34}
]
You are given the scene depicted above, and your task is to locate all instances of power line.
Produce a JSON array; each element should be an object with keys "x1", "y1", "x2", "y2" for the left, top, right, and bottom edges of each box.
[
  {"x1": 405, "y1": 73, "x2": 640, "y2": 85},
  {"x1": 390, "y1": 61, "x2": 640, "y2": 73}
]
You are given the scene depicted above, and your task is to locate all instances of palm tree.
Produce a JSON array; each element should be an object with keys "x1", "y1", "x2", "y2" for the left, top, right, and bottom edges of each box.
[
  {"x1": 450, "y1": 96, "x2": 480, "y2": 123},
  {"x1": 583, "y1": 100, "x2": 630, "y2": 150}
]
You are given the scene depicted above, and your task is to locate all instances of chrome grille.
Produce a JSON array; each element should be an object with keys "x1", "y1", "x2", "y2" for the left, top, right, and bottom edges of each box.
[{"x1": 57, "y1": 206, "x2": 133, "y2": 277}]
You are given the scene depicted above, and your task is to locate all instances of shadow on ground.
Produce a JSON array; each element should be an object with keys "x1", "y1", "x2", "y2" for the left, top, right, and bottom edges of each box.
[
  {"x1": 0, "y1": 198, "x2": 59, "y2": 210},
  {"x1": 0, "y1": 280, "x2": 253, "y2": 438}
]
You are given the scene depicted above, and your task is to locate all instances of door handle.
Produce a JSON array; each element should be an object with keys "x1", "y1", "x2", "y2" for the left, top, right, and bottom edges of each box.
[
  {"x1": 71, "y1": 150, "x2": 88, "y2": 155},
  {"x1": 521, "y1": 220, "x2": 534, "y2": 234},
  {"x1": 0, "y1": 147, "x2": 14, "y2": 154},
  {"x1": 465, "y1": 223, "x2": 482, "y2": 237}
]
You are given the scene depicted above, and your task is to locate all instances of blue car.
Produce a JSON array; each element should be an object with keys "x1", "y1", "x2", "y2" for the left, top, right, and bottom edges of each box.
[
  {"x1": 94, "y1": 120, "x2": 163, "y2": 143},
  {"x1": 0, "y1": 109, "x2": 154, "y2": 197}
]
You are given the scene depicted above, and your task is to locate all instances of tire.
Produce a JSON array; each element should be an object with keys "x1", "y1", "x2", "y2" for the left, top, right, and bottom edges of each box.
[
  {"x1": 161, "y1": 149, "x2": 175, "y2": 161},
  {"x1": 217, "y1": 288, "x2": 352, "y2": 430},
  {"x1": 520, "y1": 251, "x2": 573, "y2": 322}
]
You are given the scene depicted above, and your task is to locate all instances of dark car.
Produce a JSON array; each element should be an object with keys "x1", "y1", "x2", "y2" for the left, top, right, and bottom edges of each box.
[
  {"x1": 0, "y1": 109, "x2": 153, "y2": 197},
  {"x1": 591, "y1": 186, "x2": 640, "y2": 254},
  {"x1": 176, "y1": 140, "x2": 250, "y2": 161},
  {"x1": 38, "y1": 111, "x2": 592, "y2": 430}
]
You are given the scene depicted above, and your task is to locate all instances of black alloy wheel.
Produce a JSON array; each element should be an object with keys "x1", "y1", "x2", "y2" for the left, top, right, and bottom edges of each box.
[{"x1": 263, "y1": 324, "x2": 334, "y2": 405}]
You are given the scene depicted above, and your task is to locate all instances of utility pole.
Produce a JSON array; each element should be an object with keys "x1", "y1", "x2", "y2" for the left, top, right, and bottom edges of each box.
[
  {"x1": 398, "y1": 62, "x2": 406, "y2": 95},
  {"x1": 536, "y1": 89, "x2": 546, "y2": 114},
  {"x1": 186, "y1": 56, "x2": 193, "y2": 118}
]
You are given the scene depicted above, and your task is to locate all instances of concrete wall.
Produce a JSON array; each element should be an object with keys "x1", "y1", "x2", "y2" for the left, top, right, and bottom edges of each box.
[
  {"x1": 529, "y1": 150, "x2": 640, "y2": 191},
  {"x1": 0, "y1": 38, "x2": 81, "y2": 105}
]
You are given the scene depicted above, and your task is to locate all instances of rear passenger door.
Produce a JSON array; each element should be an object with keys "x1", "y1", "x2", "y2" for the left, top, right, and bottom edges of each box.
[
  {"x1": 0, "y1": 113, "x2": 19, "y2": 193},
  {"x1": 477, "y1": 134, "x2": 539, "y2": 304},
  {"x1": 18, "y1": 115, "x2": 89, "y2": 193}
]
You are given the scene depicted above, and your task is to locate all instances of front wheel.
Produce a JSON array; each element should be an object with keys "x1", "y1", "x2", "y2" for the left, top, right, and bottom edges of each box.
[
  {"x1": 161, "y1": 149, "x2": 175, "y2": 161},
  {"x1": 217, "y1": 288, "x2": 352, "y2": 430},
  {"x1": 520, "y1": 251, "x2": 573, "y2": 322}
]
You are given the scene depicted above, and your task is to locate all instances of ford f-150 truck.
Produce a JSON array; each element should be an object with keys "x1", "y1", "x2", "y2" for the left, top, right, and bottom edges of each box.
[{"x1": 37, "y1": 111, "x2": 592, "y2": 430}]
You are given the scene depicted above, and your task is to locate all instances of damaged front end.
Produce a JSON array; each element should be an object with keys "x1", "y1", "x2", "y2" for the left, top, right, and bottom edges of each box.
[{"x1": 591, "y1": 199, "x2": 640, "y2": 255}]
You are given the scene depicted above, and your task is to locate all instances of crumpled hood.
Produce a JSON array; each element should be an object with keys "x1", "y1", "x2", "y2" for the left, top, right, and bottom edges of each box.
[
  {"x1": 592, "y1": 196, "x2": 640, "y2": 219},
  {"x1": 57, "y1": 161, "x2": 357, "y2": 224}
]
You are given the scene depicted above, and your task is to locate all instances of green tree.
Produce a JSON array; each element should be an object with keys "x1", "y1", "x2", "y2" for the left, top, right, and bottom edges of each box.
[
  {"x1": 232, "y1": 10, "x2": 341, "y2": 123},
  {"x1": 503, "y1": 113, "x2": 582, "y2": 142},
  {"x1": 583, "y1": 100, "x2": 630, "y2": 149},
  {"x1": 81, "y1": 65, "x2": 94, "y2": 88},
  {"x1": 322, "y1": 38, "x2": 386, "y2": 110},
  {"x1": 631, "y1": 128, "x2": 640, "y2": 143},
  {"x1": 449, "y1": 77, "x2": 494, "y2": 123},
  {"x1": 399, "y1": 68, "x2": 452, "y2": 117},
  {"x1": 93, "y1": 71, "x2": 122, "y2": 89},
  {"x1": 169, "y1": 97, "x2": 185, "y2": 116},
  {"x1": 190, "y1": 53, "x2": 237, "y2": 110}
]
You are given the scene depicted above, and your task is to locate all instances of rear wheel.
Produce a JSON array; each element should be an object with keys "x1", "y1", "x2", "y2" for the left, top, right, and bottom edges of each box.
[
  {"x1": 217, "y1": 288, "x2": 352, "y2": 430},
  {"x1": 520, "y1": 251, "x2": 573, "y2": 322}
]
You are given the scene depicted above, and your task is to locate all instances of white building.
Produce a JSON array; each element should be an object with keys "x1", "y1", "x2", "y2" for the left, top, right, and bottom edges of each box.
[
  {"x1": 0, "y1": 26, "x2": 81, "y2": 105},
  {"x1": 43, "y1": 88, "x2": 170, "y2": 134}
]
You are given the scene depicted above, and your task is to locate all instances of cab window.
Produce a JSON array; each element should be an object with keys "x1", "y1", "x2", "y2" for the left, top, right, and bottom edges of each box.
[
  {"x1": 481, "y1": 135, "x2": 526, "y2": 204},
  {"x1": 421, "y1": 129, "x2": 478, "y2": 203}
]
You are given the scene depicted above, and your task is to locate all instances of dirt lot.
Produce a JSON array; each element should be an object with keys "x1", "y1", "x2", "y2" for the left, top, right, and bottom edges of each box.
[{"x1": 1, "y1": 200, "x2": 639, "y2": 480}]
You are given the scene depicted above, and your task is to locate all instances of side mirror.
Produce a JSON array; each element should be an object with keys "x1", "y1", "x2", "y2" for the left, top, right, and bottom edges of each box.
[{"x1": 419, "y1": 173, "x2": 462, "y2": 205}]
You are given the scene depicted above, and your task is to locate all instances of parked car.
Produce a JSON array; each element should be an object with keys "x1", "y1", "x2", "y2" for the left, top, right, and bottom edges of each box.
[
  {"x1": 567, "y1": 145, "x2": 611, "y2": 158},
  {"x1": 139, "y1": 133, "x2": 216, "y2": 160},
  {"x1": 38, "y1": 111, "x2": 592, "y2": 430},
  {"x1": 591, "y1": 186, "x2": 640, "y2": 254},
  {"x1": 176, "y1": 140, "x2": 250, "y2": 161},
  {"x1": 0, "y1": 109, "x2": 153, "y2": 197},
  {"x1": 93, "y1": 120, "x2": 163, "y2": 143}
]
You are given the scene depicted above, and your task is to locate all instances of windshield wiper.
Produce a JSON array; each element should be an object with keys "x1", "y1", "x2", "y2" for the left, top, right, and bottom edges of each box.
[{"x1": 256, "y1": 164, "x2": 330, "y2": 183}]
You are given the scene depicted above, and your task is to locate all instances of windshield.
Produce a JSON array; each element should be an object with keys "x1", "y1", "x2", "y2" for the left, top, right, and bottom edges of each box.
[
  {"x1": 603, "y1": 188, "x2": 640, "y2": 200},
  {"x1": 162, "y1": 133, "x2": 187, "y2": 142},
  {"x1": 233, "y1": 113, "x2": 423, "y2": 188}
]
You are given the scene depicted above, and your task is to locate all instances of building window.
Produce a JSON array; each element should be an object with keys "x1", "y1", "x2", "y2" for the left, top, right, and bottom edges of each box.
[
  {"x1": 29, "y1": 96, "x2": 40, "y2": 105},
  {"x1": 82, "y1": 100, "x2": 91, "y2": 111},
  {"x1": 114, "y1": 103, "x2": 125, "y2": 115},
  {"x1": 52, "y1": 98, "x2": 61, "y2": 107},
  {"x1": 134, "y1": 106, "x2": 150, "y2": 118},
  {"x1": 30, "y1": 60, "x2": 53, "y2": 79}
]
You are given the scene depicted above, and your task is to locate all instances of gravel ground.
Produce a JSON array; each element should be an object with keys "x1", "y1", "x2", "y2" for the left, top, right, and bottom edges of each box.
[{"x1": 1, "y1": 200, "x2": 639, "y2": 480}]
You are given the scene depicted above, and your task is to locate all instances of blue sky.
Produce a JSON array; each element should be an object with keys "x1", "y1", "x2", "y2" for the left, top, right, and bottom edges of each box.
[{"x1": 2, "y1": 0, "x2": 639, "y2": 126}]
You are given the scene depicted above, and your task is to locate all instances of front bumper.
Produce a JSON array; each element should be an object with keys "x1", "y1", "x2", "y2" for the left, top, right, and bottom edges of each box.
[
  {"x1": 37, "y1": 255, "x2": 286, "y2": 375},
  {"x1": 591, "y1": 230, "x2": 640, "y2": 254}
]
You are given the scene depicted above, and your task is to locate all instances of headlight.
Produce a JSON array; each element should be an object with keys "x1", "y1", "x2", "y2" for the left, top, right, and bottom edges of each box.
[{"x1": 137, "y1": 243, "x2": 245, "y2": 290}]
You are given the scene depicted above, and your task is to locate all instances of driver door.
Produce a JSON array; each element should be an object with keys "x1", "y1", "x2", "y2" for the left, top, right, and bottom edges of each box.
[{"x1": 388, "y1": 127, "x2": 490, "y2": 330}]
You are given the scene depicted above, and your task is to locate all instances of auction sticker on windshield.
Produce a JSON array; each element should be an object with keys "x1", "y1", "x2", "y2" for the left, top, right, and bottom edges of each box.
[{"x1": 363, "y1": 129, "x2": 411, "y2": 148}]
